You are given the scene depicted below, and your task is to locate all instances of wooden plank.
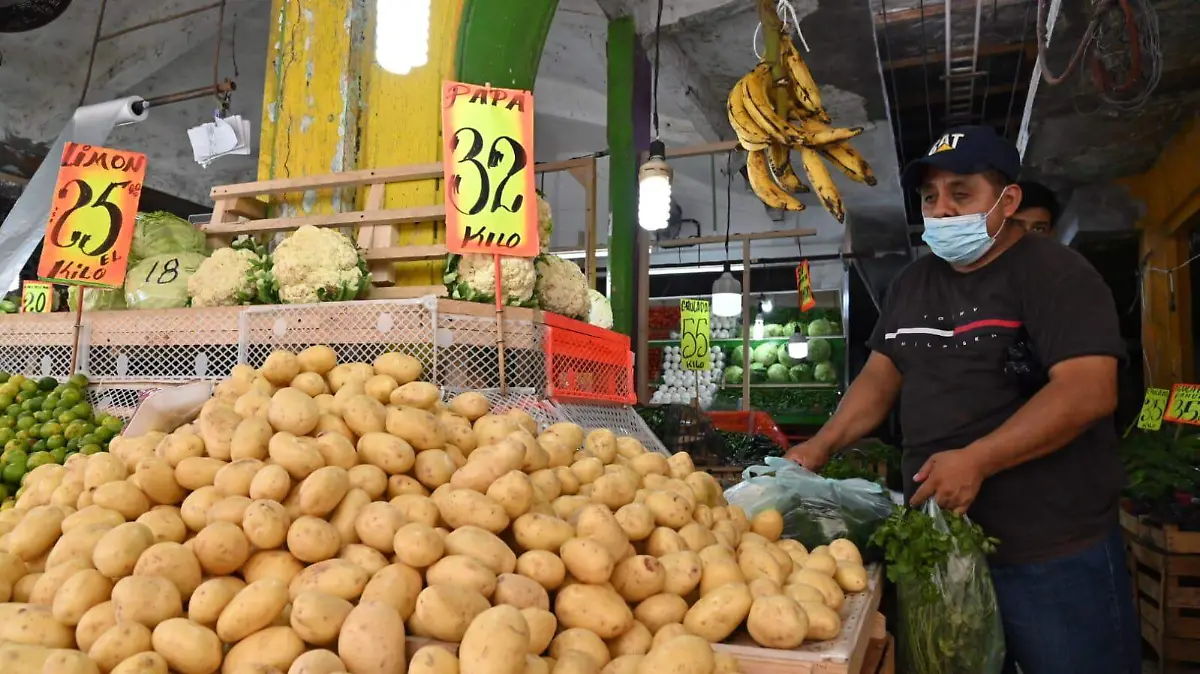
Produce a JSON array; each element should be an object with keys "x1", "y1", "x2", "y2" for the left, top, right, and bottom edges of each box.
[
  {"x1": 368, "y1": 285, "x2": 448, "y2": 300},
  {"x1": 214, "y1": 163, "x2": 444, "y2": 199},
  {"x1": 657, "y1": 228, "x2": 818, "y2": 248},
  {"x1": 363, "y1": 245, "x2": 449, "y2": 262},
  {"x1": 199, "y1": 205, "x2": 447, "y2": 235},
  {"x1": 227, "y1": 197, "x2": 267, "y2": 220}
]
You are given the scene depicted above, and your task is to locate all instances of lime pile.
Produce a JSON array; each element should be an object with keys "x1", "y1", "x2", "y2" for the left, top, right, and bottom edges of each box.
[{"x1": 0, "y1": 372, "x2": 124, "y2": 508}]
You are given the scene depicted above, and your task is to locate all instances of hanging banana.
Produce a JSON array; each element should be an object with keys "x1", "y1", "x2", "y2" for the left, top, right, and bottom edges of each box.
[
  {"x1": 767, "y1": 144, "x2": 808, "y2": 193},
  {"x1": 798, "y1": 147, "x2": 845, "y2": 223},
  {"x1": 746, "y1": 149, "x2": 806, "y2": 212}
]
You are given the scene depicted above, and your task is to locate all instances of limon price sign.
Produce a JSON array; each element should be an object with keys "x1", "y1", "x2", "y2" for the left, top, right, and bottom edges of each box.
[
  {"x1": 442, "y1": 81, "x2": 538, "y2": 258},
  {"x1": 1137, "y1": 387, "x2": 1170, "y2": 431},
  {"x1": 37, "y1": 143, "x2": 146, "y2": 289},
  {"x1": 20, "y1": 281, "x2": 52, "y2": 314},
  {"x1": 680, "y1": 299, "x2": 711, "y2": 371},
  {"x1": 1164, "y1": 384, "x2": 1200, "y2": 426}
]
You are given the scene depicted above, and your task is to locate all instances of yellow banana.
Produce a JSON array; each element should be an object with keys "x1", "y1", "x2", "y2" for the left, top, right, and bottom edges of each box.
[
  {"x1": 767, "y1": 143, "x2": 808, "y2": 193},
  {"x1": 742, "y1": 66, "x2": 803, "y2": 145},
  {"x1": 727, "y1": 81, "x2": 772, "y2": 150},
  {"x1": 798, "y1": 147, "x2": 845, "y2": 223},
  {"x1": 783, "y1": 36, "x2": 829, "y2": 122},
  {"x1": 818, "y1": 141, "x2": 878, "y2": 186},
  {"x1": 747, "y1": 149, "x2": 806, "y2": 211},
  {"x1": 790, "y1": 115, "x2": 864, "y2": 147}
]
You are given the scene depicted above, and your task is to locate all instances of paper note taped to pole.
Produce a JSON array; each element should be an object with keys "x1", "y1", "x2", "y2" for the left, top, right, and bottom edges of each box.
[{"x1": 442, "y1": 81, "x2": 539, "y2": 258}]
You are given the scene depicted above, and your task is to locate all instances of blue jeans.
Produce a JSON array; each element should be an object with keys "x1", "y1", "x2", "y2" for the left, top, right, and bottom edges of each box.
[{"x1": 991, "y1": 526, "x2": 1141, "y2": 674}]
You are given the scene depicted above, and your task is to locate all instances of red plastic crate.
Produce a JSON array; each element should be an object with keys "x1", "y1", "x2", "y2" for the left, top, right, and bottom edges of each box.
[
  {"x1": 706, "y1": 411, "x2": 791, "y2": 450},
  {"x1": 543, "y1": 312, "x2": 636, "y2": 404}
]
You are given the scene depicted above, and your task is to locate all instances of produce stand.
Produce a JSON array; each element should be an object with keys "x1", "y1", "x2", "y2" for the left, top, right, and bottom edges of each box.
[{"x1": 1120, "y1": 507, "x2": 1200, "y2": 670}]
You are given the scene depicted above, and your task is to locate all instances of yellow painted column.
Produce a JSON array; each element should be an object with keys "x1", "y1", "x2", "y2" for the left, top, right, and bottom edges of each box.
[{"x1": 259, "y1": 0, "x2": 463, "y2": 285}]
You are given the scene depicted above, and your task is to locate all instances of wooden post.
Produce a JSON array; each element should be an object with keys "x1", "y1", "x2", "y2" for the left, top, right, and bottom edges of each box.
[{"x1": 741, "y1": 239, "x2": 752, "y2": 409}]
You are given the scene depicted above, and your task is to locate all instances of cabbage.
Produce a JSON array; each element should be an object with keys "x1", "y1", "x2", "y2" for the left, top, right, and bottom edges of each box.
[
  {"x1": 731, "y1": 346, "x2": 744, "y2": 367},
  {"x1": 808, "y1": 338, "x2": 832, "y2": 363},
  {"x1": 124, "y1": 251, "x2": 208, "y2": 310},
  {"x1": 131, "y1": 211, "x2": 207, "y2": 261},
  {"x1": 764, "y1": 323, "x2": 786, "y2": 337},
  {"x1": 724, "y1": 365, "x2": 744, "y2": 384},
  {"x1": 777, "y1": 348, "x2": 796, "y2": 368},
  {"x1": 767, "y1": 363, "x2": 789, "y2": 383},
  {"x1": 789, "y1": 363, "x2": 813, "y2": 382},
  {"x1": 752, "y1": 343, "x2": 777, "y2": 367},
  {"x1": 749, "y1": 362, "x2": 768, "y2": 383},
  {"x1": 68, "y1": 286, "x2": 126, "y2": 312},
  {"x1": 807, "y1": 318, "x2": 835, "y2": 337},
  {"x1": 813, "y1": 362, "x2": 838, "y2": 384}
]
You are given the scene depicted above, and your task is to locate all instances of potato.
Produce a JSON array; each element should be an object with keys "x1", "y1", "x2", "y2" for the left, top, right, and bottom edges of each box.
[
  {"x1": 84, "y1": 452, "x2": 128, "y2": 491},
  {"x1": 786, "y1": 570, "x2": 844, "y2": 610},
  {"x1": 555, "y1": 583, "x2": 634, "y2": 639},
  {"x1": 198, "y1": 404, "x2": 242, "y2": 461},
  {"x1": 389, "y1": 381, "x2": 438, "y2": 409},
  {"x1": 517, "y1": 550, "x2": 566, "y2": 591},
  {"x1": 409, "y1": 585, "x2": 490, "y2": 642},
  {"x1": 373, "y1": 352, "x2": 422, "y2": 384},
  {"x1": 7, "y1": 504, "x2": 66, "y2": 560},
  {"x1": 387, "y1": 474, "x2": 428, "y2": 500},
  {"x1": 459, "y1": 605, "x2": 530, "y2": 674},
  {"x1": 340, "y1": 543, "x2": 389, "y2": 576},
  {"x1": 29, "y1": 557, "x2": 89, "y2": 605},
  {"x1": 288, "y1": 650, "x2": 346, "y2": 674},
  {"x1": 109, "y1": 652, "x2": 169, "y2": 674},
  {"x1": 112, "y1": 575, "x2": 182, "y2": 627},
  {"x1": 560, "y1": 538, "x2": 614, "y2": 584},
  {"x1": 575, "y1": 505, "x2": 629, "y2": 562},
  {"x1": 249, "y1": 464, "x2": 291, "y2": 502},
  {"x1": 637, "y1": 634, "x2": 714, "y2": 674},
  {"x1": 0, "y1": 642, "x2": 52, "y2": 673},
  {"x1": 683, "y1": 582, "x2": 752, "y2": 642},
  {"x1": 746, "y1": 595, "x2": 808, "y2": 649},
  {"x1": 488, "y1": 470, "x2": 535, "y2": 519},
  {"x1": 828, "y1": 538, "x2": 863, "y2": 565},
  {"x1": 47, "y1": 521, "x2": 113, "y2": 569},
  {"x1": 571, "y1": 457, "x2": 603, "y2": 485},
  {"x1": 659, "y1": 551, "x2": 702, "y2": 597},
  {"x1": 604, "y1": 655, "x2": 644, "y2": 674},
  {"x1": 13, "y1": 572, "x2": 41, "y2": 601},
  {"x1": 76, "y1": 601, "x2": 118, "y2": 652},
  {"x1": 834, "y1": 562, "x2": 868, "y2": 593},
  {"x1": 89, "y1": 621, "x2": 153, "y2": 673},
  {"x1": 390, "y1": 493, "x2": 439, "y2": 529},
  {"x1": 0, "y1": 603, "x2": 75, "y2": 647},
  {"x1": 53, "y1": 568, "x2": 113, "y2": 625},
  {"x1": 41, "y1": 648, "x2": 101, "y2": 674},
  {"x1": 62, "y1": 506, "x2": 125, "y2": 535},
  {"x1": 508, "y1": 512, "x2": 571, "y2": 552},
  {"x1": 292, "y1": 371, "x2": 329, "y2": 397},
  {"x1": 192, "y1": 521, "x2": 251, "y2": 576},
  {"x1": 651, "y1": 624, "x2": 688, "y2": 648},
  {"x1": 262, "y1": 351, "x2": 301, "y2": 385},
  {"x1": 493, "y1": 572, "x2": 550, "y2": 610},
  {"x1": 385, "y1": 406, "x2": 445, "y2": 451},
  {"x1": 409, "y1": 645, "x2": 459, "y2": 674},
  {"x1": 189, "y1": 577, "x2": 247, "y2": 627},
  {"x1": 214, "y1": 578, "x2": 289, "y2": 643},
  {"x1": 611, "y1": 556, "x2": 666, "y2": 603},
  {"x1": 177, "y1": 487, "x2": 222, "y2": 532},
  {"x1": 325, "y1": 489, "x2": 369, "y2": 547},
  {"x1": 551, "y1": 628, "x2": 609, "y2": 668},
  {"x1": 239, "y1": 551, "x2": 301, "y2": 588},
  {"x1": 174, "y1": 458, "x2": 226, "y2": 492},
  {"x1": 551, "y1": 496, "x2": 589, "y2": 521},
  {"x1": 552, "y1": 650, "x2": 599, "y2": 674},
  {"x1": 222, "y1": 625, "x2": 306, "y2": 673},
  {"x1": 268, "y1": 432, "x2": 325, "y2": 481},
  {"x1": 745, "y1": 508, "x2": 783, "y2": 542},
  {"x1": 748, "y1": 577, "x2": 783, "y2": 599},
  {"x1": 134, "y1": 542, "x2": 202, "y2": 599},
  {"x1": 134, "y1": 457, "x2": 186, "y2": 506},
  {"x1": 266, "y1": 387, "x2": 320, "y2": 437},
  {"x1": 211, "y1": 459, "x2": 261, "y2": 498},
  {"x1": 297, "y1": 345, "x2": 337, "y2": 375},
  {"x1": 521, "y1": 606, "x2": 557, "y2": 655},
  {"x1": 288, "y1": 559, "x2": 370, "y2": 602},
  {"x1": 361, "y1": 563, "x2": 423, "y2": 619},
  {"x1": 414, "y1": 450, "x2": 457, "y2": 489},
  {"x1": 645, "y1": 528, "x2": 687, "y2": 558},
  {"x1": 233, "y1": 393, "x2": 272, "y2": 422},
  {"x1": 349, "y1": 433, "x2": 415, "y2": 479},
  {"x1": 315, "y1": 414, "x2": 355, "y2": 442},
  {"x1": 606, "y1": 620, "x2": 652, "y2": 659},
  {"x1": 343, "y1": 465, "x2": 386, "y2": 502},
  {"x1": 240, "y1": 500, "x2": 289, "y2": 550},
  {"x1": 633, "y1": 594, "x2": 688, "y2": 635},
  {"x1": 738, "y1": 545, "x2": 784, "y2": 585},
  {"x1": 783, "y1": 583, "x2": 825, "y2": 606},
  {"x1": 292, "y1": 466, "x2": 349, "y2": 518},
  {"x1": 614, "y1": 504, "x2": 654, "y2": 542},
  {"x1": 230, "y1": 417, "x2": 274, "y2": 461},
  {"x1": 207, "y1": 495, "x2": 252, "y2": 527},
  {"x1": 335, "y1": 601, "x2": 407, "y2": 674},
  {"x1": 644, "y1": 491, "x2": 693, "y2": 530},
  {"x1": 798, "y1": 601, "x2": 841, "y2": 640},
  {"x1": 554, "y1": 467, "x2": 581, "y2": 495},
  {"x1": 391, "y1": 522, "x2": 442, "y2": 568},
  {"x1": 802, "y1": 552, "x2": 837, "y2": 578},
  {"x1": 426, "y1": 553, "x2": 498, "y2": 596},
  {"x1": 288, "y1": 516, "x2": 342, "y2": 563},
  {"x1": 289, "y1": 591, "x2": 354, "y2": 646},
  {"x1": 699, "y1": 557, "x2": 744, "y2": 596},
  {"x1": 448, "y1": 392, "x2": 490, "y2": 420},
  {"x1": 437, "y1": 489, "x2": 510, "y2": 534}
]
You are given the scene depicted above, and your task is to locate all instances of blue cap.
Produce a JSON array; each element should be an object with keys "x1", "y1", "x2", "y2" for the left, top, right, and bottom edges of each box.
[{"x1": 900, "y1": 126, "x2": 1021, "y2": 191}]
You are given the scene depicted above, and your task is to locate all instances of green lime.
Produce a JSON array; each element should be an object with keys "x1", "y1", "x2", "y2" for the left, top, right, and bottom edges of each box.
[
  {"x1": 33, "y1": 411, "x2": 50, "y2": 423},
  {"x1": 2, "y1": 463, "x2": 24, "y2": 484},
  {"x1": 7, "y1": 374, "x2": 25, "y2": 387},
  {"x1": 102, "y1": 416, "x2": 124, "y2": 433},
  {"x1": 49, "y1": 447, "x2": 66, "y2": 464},
  {"x1": 39, "y1": 422, "x2": 62, "y2": 438},
  {"x1": 0, "y1": 429, "x2": 12, "y2": 446},
  {"x1": 60, "y1": 387, "x2": 82, "y2": 406},
  {"x1": 66, "y1": 437, "x2": 79, "y2": 451},
  {"x1": 69, "y1": 374, "x2": 89, "y2": 388},
  {"x1": 5, "y1": 404, "x2": 20, "y2": 417},
  {"x1": 93, "y1": 426, "x2": 113, "y2": 442},
  {"x1": 36, "y1": 377, "x2": 56, "y2": 392},
  {"x1": 30, "y1": 440, "x2": 46, "y2": 455},
  {"x1": 80, "y1": 443, "x2": 103, "y2": 455},
  {"x1": 45, "y1": 435, "x2": 65, "y2": 450},
  {"x1": 13, "y1": 431, "x2": 27, "y2": 443},
  {"x1": 41, "y1": 397, "x2": 58, "y2": 412},
  {"x1": 0, "y1": 394, "x2": 12, "y2": 410},
  {"x1": 14, "y1": 392, "x2": 29, "y2": 404},
  {"x1": 64, "y1": 423, "x2": 85, "y2": 440},
  {"x1": 26, "y1": 425, "x2": 40, "y2": 439},
  {"x1": 19, "y1": 398, "x2": 38, "y2": 412},
  {"x1": 1, "y1": 440, "x2": 18, "y2": 456},
  {"x1": 0, "y1": 484, "x2": 7, "y2": 501},
  {"x1": 58, "y1": 411, "x2": 77, "y2": 425},
  {"x1": 15, "y1": 416, "x2": 34, "y2": 431},
  {"x1": 80, "y1": 434, "x2": 100, "y2": 448},
  {"x1": 72, "y1": 402, "x2": 92, "y2": 419},
  {"x1": 0, "y1": 372, "x2": 8, "y2": 383},
  {"x1": 27, "y1": 451, "x2": 53, "y2": 469},
  {"x1": 4, "y1": 448, "x2": 26, "y2": 465},
  {"x1": 18, "y1": 380, "x2": 37, "y2": 394},
  {"x1": 0, "y1": 417, "x2": 11, "y2": 430}
]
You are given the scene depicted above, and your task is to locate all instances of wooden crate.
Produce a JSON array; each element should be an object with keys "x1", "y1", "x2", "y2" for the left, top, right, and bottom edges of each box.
[{"x1": 1121, "y1": 510, "x2": 1200, "y2": 671}]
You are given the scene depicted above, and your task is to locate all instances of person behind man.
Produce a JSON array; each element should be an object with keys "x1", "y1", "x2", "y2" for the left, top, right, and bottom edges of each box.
[
  {"x1": 1010, "y1": 180, "x2": 1060, "y2": 235},
  {"x1": 786, "y1": 126, "x2": 1139, "y2": 674}
]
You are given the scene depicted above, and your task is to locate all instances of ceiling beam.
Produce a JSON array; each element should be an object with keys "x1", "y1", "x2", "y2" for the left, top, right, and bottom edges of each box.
[
  {"x1": 891, "y1": 81, "x2": 1030, "y2": 109},
  {"x1": 874, "y1": 0, "x2": 1027, "y2": 25},
  {"x1": 882, "y1": 42, "x2": 1032, "y2": 70}
]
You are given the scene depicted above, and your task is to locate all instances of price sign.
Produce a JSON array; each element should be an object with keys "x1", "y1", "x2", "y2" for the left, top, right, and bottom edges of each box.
[
  {"x1": 1137, "y1": 387, "x2": 1170, "y2": 431},
  {"x1": 796, "y1": 261, "x2": 816, "y2": 312},
  {"x1": 680, "y1": 299, "x2": 711, "y2": 371},
  {"x1": 37, "y1": 143, "x2": 145, "y2": 289},
  {"x1": 20, "y1": 281, "x2": 52, "y2": 314},
  {"x1": 442, "y1": 81, "x2": 538, "y2": 258},
  {"x1": 1165, "y1": 384, "x2": 1200, "y2": 426}
]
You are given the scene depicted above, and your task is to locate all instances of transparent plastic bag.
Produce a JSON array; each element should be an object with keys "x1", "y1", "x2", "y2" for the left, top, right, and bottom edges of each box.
[
  {"x1": 893, "y1": 501, "x2": 1005, "y2": 674},
  {"x1": 724, "y1": 456, "x2": 894, "y2": 560}
]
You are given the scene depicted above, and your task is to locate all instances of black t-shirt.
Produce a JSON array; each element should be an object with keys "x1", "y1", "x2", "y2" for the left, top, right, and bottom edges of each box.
[{"x1": 867, "y1": 234, "x2": 1126, "y2": 564}]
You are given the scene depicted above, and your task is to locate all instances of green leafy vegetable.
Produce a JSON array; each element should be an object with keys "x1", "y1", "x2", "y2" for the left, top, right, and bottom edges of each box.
[
  {"x1": 131, "y1": 212, "x2": 207, "y2": 262},
  {"x1": 813, "y1": 362, "x2": 838, "y2": 385},
  {"x1": 808, "y1": 337, "x2": 832, "y2": 363}
]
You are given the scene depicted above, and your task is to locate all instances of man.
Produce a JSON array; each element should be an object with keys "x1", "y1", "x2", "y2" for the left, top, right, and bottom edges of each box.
[
  {"x1": 787, "y1": 126, "x2": 1139, "y2": 674},
  {"x1": 1010, "y1": 180, "x2": 1060, "y2": 235}
]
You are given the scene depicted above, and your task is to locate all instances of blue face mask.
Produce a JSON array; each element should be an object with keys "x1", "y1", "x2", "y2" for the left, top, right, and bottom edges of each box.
[{"x1": 921, "y1": 188, "x2": 1009, "y2": 266}]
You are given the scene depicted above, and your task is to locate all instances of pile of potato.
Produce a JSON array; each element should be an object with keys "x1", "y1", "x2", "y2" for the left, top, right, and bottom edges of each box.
[{"x1": 0, "y1": 346, "x2": 870, "y2": 674}]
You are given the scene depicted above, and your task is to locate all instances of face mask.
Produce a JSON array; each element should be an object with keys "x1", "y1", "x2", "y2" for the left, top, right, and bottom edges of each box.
[{"x1": 921, "y1": 188, "x2": 1009, "y2": 266}]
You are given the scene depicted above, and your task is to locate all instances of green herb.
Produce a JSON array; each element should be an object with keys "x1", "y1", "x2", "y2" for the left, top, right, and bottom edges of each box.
[
  {"x1": 870, "y1": 505, "x2": 1004, "y2": 674},
  {"x1": 1119, "y1": 427, "x2": 1200, "y2": 505},
  {"x1": 821, "y1": 440, "x2": 899, "y2": 484}
]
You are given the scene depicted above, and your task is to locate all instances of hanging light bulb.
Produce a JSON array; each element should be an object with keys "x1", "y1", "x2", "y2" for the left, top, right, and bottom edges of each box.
[
  {"x1": 638, "y1": 140, "x2": 672, "y2": 231},
  {"x1": 751, "y1": 316, "x2": 765, "y2": 340},
  {"x1": 375, "y1": 0, "x2": 431, "y2": 75},
  {"x1": 759, "y1": 294, "x2": 774, "y2": 315},
  {"x1": 712, "y1": 262, "x2": 742, "y2": 317},
  {"x1": 788, "y1": 325, "x2": 809, "y2": 360}
]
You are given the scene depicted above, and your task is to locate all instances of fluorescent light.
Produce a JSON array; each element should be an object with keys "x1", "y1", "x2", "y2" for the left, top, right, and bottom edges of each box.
[
  {"x1": 788, "y1": 328, "x2": 808, "y2": 359},
  {"x1": 712, "y1": 266, "x2": 742, "y2": 317},
  {"x1": 649, "y1": 264, "x2": 744, "y2": 276},
  {"x1": 376, "y1": 0, "x2": 430, "y2": 75},
  {"x1": 760, "y1": 296, "x2": 774, "y2": 314},
  {"x1": 638, "y1": 140, "x2": 672, "y2": 231},
  {"x1": 555, "y1": 249, "x2": 609, "y2": 260}
]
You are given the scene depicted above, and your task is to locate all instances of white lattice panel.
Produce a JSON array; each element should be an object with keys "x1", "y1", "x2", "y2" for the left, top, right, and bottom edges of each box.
[
  {"x1": 87, "y1": 385, "x2": 162, "y2": 422},
  {"x1": 239, "y1": 299, "x2": 437, "y2": 379},
  {"x1": 0, "y1": 313, "x2": 77, "y2": 379},
  {"x1": 442, "y1": 388, "x2": 565, "y2": 431},
  {"x1": 554, "y1": 401, "x2": 669, "y2": 455},
  {"x1": 436, "y1": 311, "x2": 545, "y2": 393},
  {"x1": 83, "y1": 307, "x2": 242, "y2": 382}
]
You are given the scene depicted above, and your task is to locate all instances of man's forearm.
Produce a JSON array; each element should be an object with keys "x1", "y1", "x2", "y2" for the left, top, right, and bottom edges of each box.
[{"x1": 812, "y1": 355, "x2": 901, "y2": 450}]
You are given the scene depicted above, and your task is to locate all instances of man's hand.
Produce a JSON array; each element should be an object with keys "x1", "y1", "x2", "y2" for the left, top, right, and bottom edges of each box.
[
  {"x1": 909, "y1": 449, "x2": 987, "y2": 515},
  {"x1": 785, "y1": 439, "x2": 832, "y2": 472}
]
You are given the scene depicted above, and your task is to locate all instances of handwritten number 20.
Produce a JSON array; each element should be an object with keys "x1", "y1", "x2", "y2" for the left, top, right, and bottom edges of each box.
[{"x1": 451, "y1": 127, "x2": 526, "y2": 217}]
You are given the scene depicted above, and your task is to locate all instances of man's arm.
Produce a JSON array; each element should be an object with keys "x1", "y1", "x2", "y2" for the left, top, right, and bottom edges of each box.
[{"x1": 967, "y1": 355, "x2": 1117, "y2": 476}]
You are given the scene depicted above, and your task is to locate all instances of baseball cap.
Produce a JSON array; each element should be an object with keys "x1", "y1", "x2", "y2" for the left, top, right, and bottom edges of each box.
[{"x1": 900, "y1": 125, "x2": 1021, "y2": 191}]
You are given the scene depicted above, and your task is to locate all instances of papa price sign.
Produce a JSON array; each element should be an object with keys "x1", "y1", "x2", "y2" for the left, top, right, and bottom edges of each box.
[
  {"x1": 442, "y1": 81, "x2": 538, "y2": 258},
  {"x1": 38, "y1": 143, "x2": 146, "y2": 289}
]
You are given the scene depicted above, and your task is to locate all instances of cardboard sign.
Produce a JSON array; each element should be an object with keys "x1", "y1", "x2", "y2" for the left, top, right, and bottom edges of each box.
[
  {"x1": 796, "y1": 261, "x2": 816, "y2": 312},
  {"x1": 38, "y1": 143, "x2": 146, "y2": 289},
  {"x1": 1165, "y1": 384, "x2": 1200, "y2": 426},
  {"x1": 680, "y1": 298, "x2": 711, "y2": 371},
  {"x1": 1137, "y1": 387, "x2": 1170, "y2": 431},
  {"x1": 442, "y1": 81, "x2": 538, "y2": 257},
  {"x1": 20, "y1": 281, "x2": 52, "y2": 314}
]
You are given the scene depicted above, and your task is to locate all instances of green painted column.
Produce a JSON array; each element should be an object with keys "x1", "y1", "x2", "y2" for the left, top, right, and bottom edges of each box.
[
  {"x1": 607, "y1": 16, "x2": 637, "y2": 338},
  {"x1": 456, "y1": 0, "x2": 560, "y2": 88}
]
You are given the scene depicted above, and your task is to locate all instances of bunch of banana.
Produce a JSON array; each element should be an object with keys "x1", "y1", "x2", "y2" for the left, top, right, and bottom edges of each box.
[{"x1": 726, "y1": 34, "x2": 877, "y2": 223}]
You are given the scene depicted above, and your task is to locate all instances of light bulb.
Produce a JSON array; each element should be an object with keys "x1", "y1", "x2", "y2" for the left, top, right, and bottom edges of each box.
[
  {"x1": 638, "y1": 140, "x2": 672, "y2": 232},
  {"x1": 712, "y1": 267, "x2": 742, "y2": 317},
  {"x1": 788, "y1": 328, "x2": 809, "y2": 359},
  {"x1": 376, "y1": 0, "x2": 430, "y2": 75},
  {"x1": 751, "y1": 318, "x2": 765, "y2": 340},
  {"x1": 760, "y1": 297, "x2": 774, "y2": 314}
]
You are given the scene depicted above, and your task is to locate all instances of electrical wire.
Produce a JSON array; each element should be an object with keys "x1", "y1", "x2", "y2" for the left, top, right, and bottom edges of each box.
[
  {"x1": 1089, "y1": 0, "x2": 1161, "y2": 112},
  {"x1": 652, "y1": 0, "x2": 664, "y2": 139},
  {"x1": 724, "y1": 151, "x2": 734, "y2": 258},
  {"x1": 1002, "y1": 0, "x2": 1034, "y2": 138}
]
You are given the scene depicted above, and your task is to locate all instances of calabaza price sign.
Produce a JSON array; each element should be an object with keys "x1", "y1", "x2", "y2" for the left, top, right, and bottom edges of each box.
[
  {"x1": 680, "y1": 299, "x2": 711, "y2": 371},
  {"x1": 37, "y1": 143, "x2": 146, "y2": 289},
  {"x1": 442, "y1": 81, "x2": 539, "y2": 258},
  {"x1": 1165, "y1": 384, "x2": 1200, "y2": 426},
  {"x1": 1137, "y1": 388, "x2": 1169, "y2": 431}
]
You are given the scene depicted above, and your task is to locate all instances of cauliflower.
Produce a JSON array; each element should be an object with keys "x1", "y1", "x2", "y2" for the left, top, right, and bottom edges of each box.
[
  {"x1": 187, "y1": 246, "x2": 262, "y2": 307},
  {"x1": 537, "y1": 192, "x2": 554, "y2": 253},
  {"x1": 270, "y1": 225, "x2": 369, "y2": 304},
  {"x1": 535, "y1": 255, "x2": 589, "y2": 320},
  {"x1": 588, "y1": 289, "x2": 613, "y2": 329},
  {"x1": 444, "y1": 254, "x2": 537, "y2": 306}
]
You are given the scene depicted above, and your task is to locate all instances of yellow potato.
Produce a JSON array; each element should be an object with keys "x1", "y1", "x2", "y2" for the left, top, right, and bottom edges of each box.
[
  {"x1": 522, "y1": 607, "x2": 558, "y2": 655},
  {"x1": 268, "y1": 432, "x2": 325, "y2": 481},
  {"x1": 267, "y1": 387, "x2": 320, "y2": 436},
  {"x1": 188, "y1": 577, "x2": 247, "y2": 627},
  {"x1": 222, "y1": 625, "x2": 306, "y2": 673},
  {"x1": 738, "y1": 545, "x2": 784, "y2": 585},
  {"x1": 605, "y1": 655, "x2": 644, "y2": 674},
  {"x1": 828, "y1": 539, "x2": 863, "y2": 565},
  {"x1": 242, "y1": 499, "x2": 290, "y2": 550},
  {"x1": 338, "y1": 602, "x2": 408, "y2": 674},
  {"x1": 554, "y1": 583, "x2": 634, "y2": 639},
  {"x1": 393, "y1": 522, "x2": 444, "y2": 568},
  {"x1": 291, "y1": 371, "x2": 329, "y2": 397},
  {"x1": 206, "y1": 495, "x2": 252, "y2": 527},
  {"x1": 89, "y1": 621, "x2": 153, "y2": 673},
  {"x1": 348, "y1": 464, "x2": 388, "y2": 500},
  {"x1": 551, "y1": 628, "x2": 610, "y2": 668},
  {"x1": 408, "y1": 645, "x2": 459, "y2": 674},
  {"x1": 297, "y1": 345, "x2": 338, "y2": 375},
  {"x1": 749, "y1": 509, "x2": 784, "y2": 541},
  {"x1": 493, "y1": 572, "x2": 550, "y2": 610},
  {"x1": 314, "y1": 432, "x2": 357, "y2": 470},
  {"x1": 414, "y1": 450, "x2": 457, "y2": 489},
  {"x1": 834, "y1": 562, "x2": 868, "y2": 593},
  {"x1": 615, "y1": 503, "x2": 655, "y2": 542},
  {"x1": 7, "y1": 505, "x2": 66, "y2": 560},
  {"x1": 786, "y1": 570, "x2": 844, "y2": 611},
  {"x1": 198, "y1": 404, "x2": 242, "y2": 461},
  {"x1": 409, "y1": 585, "x2": 490, "y2": 642},
  {"x1": 287, "y1": 559, "x2": 370, "y2": 602},
  {"x1": 174, "y1": 458, "x2": 226, "y2": 492},
  {"x1": 798, "y1": 601, "x2": 842, "y2": 640},
  {"x1": 329, "y1": 488, "x2": 371, "y2": 546},
  {"x1": 243, "y1": 550, "x2": 305, "y2": 587},
  {"x1": 216, "y1": 578, "x2": 289, "y2": 643},
  {"x1": 356, "y1": 432, "x2": 416, "y2": 475},
  {"x1": 290, "y1": 590, "x2": 354, "y2": 646},
  {"x1": 611, "y1": 555, "x2": 666, "y2": 602},
  {"x1": 134, "y1": 542, "x2": 202, "y2": 599},
  {"x1": 361, "y1": 563, "x2": 424, "y2": 620},
  {"x1": 448, "y1": 391, "x2": 490, "y2": 421},
  {"x1": 192, "y1": 521, "x2": 251, "y2": 576},
  {"x1": 109, "y1": 652, "x2": 169, "y2": 674},
  {"x1": 112, "y1": 575, "x2": 182, "y2": 628},
  {"x1": 574, "y1": 504, "x2": 630, "y2": 562},
  {"x1": 30, "y1": 557, "x2": 90, "y2": 605},
  {"x1": 386, "y1": 405, "x2": 446, "y2": 450},
  {"x1": 76, "y1": 601, "x2": 118, "y2": 653},
  {"x1": 488, "y1": 469, "x2": 535, "y2": 519},
  {"x1": 288, "y1": 515, "x2": 342, "y2": 563},
  {"x1": 637, "y1": 634, "x2": 714, "y2": 674},
  {"x1": 644, "y1": 491, "x2": 693, "y2": 530},
  {"x1": 287, "y1": 650, "x2": 346, "y2": 674},
  {"x1": 427, "y1": 554, "x2": 498, "y2": 597},
  {"x1": 339, "y1": 543, "x2": 389, "y2": 576},
  {"x1": 390, "y1": 381, "x2": 440, "y2": 409},
  {"x1": 262, "y1": 351, "x2": 301, "y2": 385},
  {"x1": 62, "y1": 505, "x2": 125, "y2": 535},
  {"x1": 249, "y1": 464, "x2": 292, "y2": 502},
  {"x1": 659, "y1": 551, "x2": 702, "y2": 597},
  {"x1": 513, "y1": 513, "x2": 575, "y2": 552},
  {"x1": 373, "y1": 352, "x2": 423, "y2": 384},
  {"x1": 747, "y1": 595, "x2": 808, "y2": 649},
  {"x1": 134, "y1": 457, "x2": 186, "y2": 506},
  {"x1": 683, "y1": 582, "x2": 753, "y2": 642},
  {"x1": 387, "y1": 474, "x2": 429, "y2": 499},
  {"x1": 699, "y1": 559, "x2": 744, "y2": 596},
  {"x1": 53, "y1": 568, "x2": 113, "y2": 626},
  {"x1": 516, "y1": 550, "x2": 566, "y2": 591},
  {"x1": 802, "y1": 552, "x2": 838, "y2": 578},
  {"x1": 437, "y1": 489, "x2": 510, "y2": 534},
  {"x1": 645, "y1": 528, "x2": 687, "y2": 558},
  {"x1": 0, "y1": 603, "x2": 75, "y2": 647},
  {"x1": 560, "y1": 537, "x2": 614, "y2": 584},
  {"x1": 46, "y1": 521, "x2": 113, "y2": 569},
  {"x1": 460, "y1": 605, "x2": 531, "y2": 674},
  {"x1": 212, "y1": 458, "x2": 263, "y2": 497}
]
